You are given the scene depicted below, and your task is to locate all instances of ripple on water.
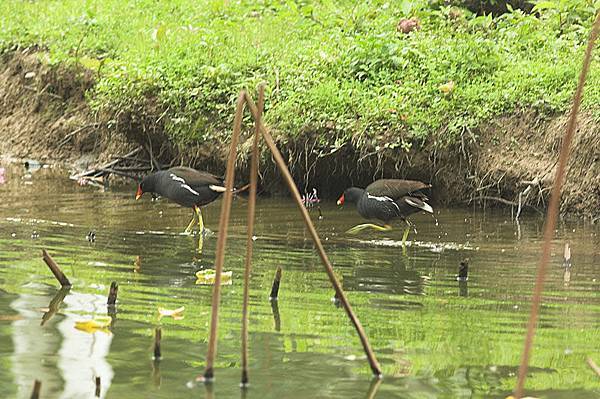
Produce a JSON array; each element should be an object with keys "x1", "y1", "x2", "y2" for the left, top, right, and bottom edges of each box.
[{"x1": 0, "y1": 166, "x2": 599, "y2": 398}]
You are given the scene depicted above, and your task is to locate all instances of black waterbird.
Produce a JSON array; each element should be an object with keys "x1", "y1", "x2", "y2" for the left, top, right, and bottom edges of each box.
[
  {"x1": 337, "y1": 179, "x2": 433, "y2": 246},
  {"x1": 135, "y1": 167, "x2": 226, "y2": 234}
]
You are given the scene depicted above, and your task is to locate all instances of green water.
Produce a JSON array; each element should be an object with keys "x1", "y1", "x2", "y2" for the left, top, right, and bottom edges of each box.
[{"x1": 0, "y1": 165, "x2": 598, "y2": 399}]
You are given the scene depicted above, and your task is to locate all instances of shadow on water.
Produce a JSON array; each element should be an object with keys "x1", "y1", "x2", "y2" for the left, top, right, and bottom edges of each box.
[{"x1": 0, "y1": 165, "x2": 599, "y2": 398}]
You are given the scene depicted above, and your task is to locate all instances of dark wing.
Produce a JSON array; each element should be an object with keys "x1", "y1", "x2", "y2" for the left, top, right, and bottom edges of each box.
[
  {"x1": 162, "y1": 167, "x2": 225, "y2": 207},
  {"x1": 168, "y1": 167, "x2": 224, "y2": 188},
  {"x1": 365, "y1": 179, "x2": 430, "y2": 201}
]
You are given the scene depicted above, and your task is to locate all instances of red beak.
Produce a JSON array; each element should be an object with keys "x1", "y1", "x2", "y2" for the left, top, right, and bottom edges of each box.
[
  {"x1": 336, "y1": 193, "x2": 345, "y2": 206},
  {"x1": 135, "y1": 185, "x2": 143, "y2": 200}
]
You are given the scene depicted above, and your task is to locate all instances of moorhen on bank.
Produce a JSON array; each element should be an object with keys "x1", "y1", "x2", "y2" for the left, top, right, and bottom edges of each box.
[
  {"x1": 135, "y1": 167, "x2": 226, "y2": 234},
  {"x1": 337, "y1": 179, "x2": 433, "y2": 245}
]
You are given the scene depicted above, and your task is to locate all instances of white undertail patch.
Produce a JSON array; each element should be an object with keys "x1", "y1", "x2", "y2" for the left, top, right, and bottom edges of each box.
[
  {"x1": 209, "y1": 185, "x2": 227, "y2": 192},
  {"x1": 405, "y1": 198, "x2": 433, "y2": 213}
]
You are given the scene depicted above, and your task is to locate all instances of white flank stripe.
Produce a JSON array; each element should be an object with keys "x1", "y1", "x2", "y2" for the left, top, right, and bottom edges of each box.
[
  {"x1": 170, "y1": 174, "x2": 186, "y2": 183},
  {"x1": 367, "y1": 194, "x2": 392, "y2": 202},
  {"x1": 368, "y1": 194, "x2": 400, "y2": 212},
  {"x1": 170, "y1": 173, "x2": 200, "y2": 195},
  {"x1": 209, "y1": 185, "x2": 227, "y2": 193},
  {"x1": 181, "y1": 184, "x2": 200, "y2": 195}
]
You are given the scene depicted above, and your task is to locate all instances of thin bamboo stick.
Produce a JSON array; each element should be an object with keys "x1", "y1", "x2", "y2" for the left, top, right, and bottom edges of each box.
[
  {"x1": 243, "y1": 93, "x2": 382, "y2": 377},
  {"x1": 514, "y1": 11, "x2": 600, "y2": 399},
  {"x1": 240, "y1": 84, "x2": 265, "y2": 387},
  {"x1": 203, "y1": 92, "x2": 247, "y2": 381}
]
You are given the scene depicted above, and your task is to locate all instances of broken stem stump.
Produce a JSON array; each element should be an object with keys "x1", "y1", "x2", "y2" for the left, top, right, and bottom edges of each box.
[
  {"x1": 269, "y1": 267, "x2": 282, "y2": 300},
  {"x1": 42, "y1": 249, "x2": 71, "y2": 287},
  {"x1": 154, "y1": 327, "x2": 162, "y2": 360},
  {"x1": 107, "y1": 282, "x2": 118, "y2": 306},
  {"x1": 30, "y1": 380, "x2": 41, "y2": 399},
  {"x1": 95, "y1": 376, "x2": 101, "y2": 397}
]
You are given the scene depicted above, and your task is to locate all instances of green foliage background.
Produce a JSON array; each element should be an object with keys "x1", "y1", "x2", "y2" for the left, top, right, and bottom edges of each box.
[{"x1": 0, "y1": 0, "x2": 598, "y2": 152}]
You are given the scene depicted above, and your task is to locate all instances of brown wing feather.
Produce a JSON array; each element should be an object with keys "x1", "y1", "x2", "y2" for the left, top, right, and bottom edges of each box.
[
  {"x1": 168, "y1": 167, "x2": 223, "y2": 187},
  {"x1": 365, "y1": 179, "x2": 430, "y2": 201}
]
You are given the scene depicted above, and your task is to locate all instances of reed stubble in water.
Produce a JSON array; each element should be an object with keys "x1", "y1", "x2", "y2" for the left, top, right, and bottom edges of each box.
[
  {"x1": 41, "y1": 249, "x2": 71, "y2": 287},
  {"x1": 95, "y1": 376, "x2": 101, "y2": 397},
  {"x1": 30, "y1": 380, "x2": 41, "y2": 399},
  {"x1": 269, "y1": 266, "x2": 282, "y2": 300},
  {"x1": 107, "y1": 281, "x2": 118, "y2": 305},
  {"x1": 154, "y1": 327, "x2": 162, "y2": 359}
]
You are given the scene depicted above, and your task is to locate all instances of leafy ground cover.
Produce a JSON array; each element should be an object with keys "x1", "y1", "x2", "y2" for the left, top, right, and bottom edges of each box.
[{"x1": 0, "y1": 0, "x2": 598, "y2": 156}]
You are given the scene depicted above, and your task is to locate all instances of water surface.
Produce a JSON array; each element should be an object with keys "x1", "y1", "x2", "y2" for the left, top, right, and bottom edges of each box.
[{"x1": 0, "y1": 165, "x2": 598, "y2": 398}]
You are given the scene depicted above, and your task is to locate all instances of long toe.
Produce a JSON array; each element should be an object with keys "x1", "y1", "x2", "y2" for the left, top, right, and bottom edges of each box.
[{"x1": 346, "y1": 223, "x2": 391, "y2": 234}]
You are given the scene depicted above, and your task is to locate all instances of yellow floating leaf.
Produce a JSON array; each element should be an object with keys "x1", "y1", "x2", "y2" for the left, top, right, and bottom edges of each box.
[
  {"x1": 74, "y1": 315, "x2": 112, "y2": 333},
  {"x1": 195, "y1": 269, "x2": 232, "y2": 285},
  {"x1": 158, "y1": 306, "x2": 185, "y2": 320},
  {"x1": 438, "y1": 80, "x2": 455, "y2": 95}
]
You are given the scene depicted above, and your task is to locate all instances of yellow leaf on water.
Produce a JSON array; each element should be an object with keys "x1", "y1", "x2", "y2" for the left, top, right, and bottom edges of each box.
[
  {"x1": 74, "y1": 315, "x2": 112, "y2": 333},
  {"x1": 158, "y1": 306, "x2": 185, "y2": 320},
  {"x1": 195, "y1": 269, "x2": 232, "y2": 285}
]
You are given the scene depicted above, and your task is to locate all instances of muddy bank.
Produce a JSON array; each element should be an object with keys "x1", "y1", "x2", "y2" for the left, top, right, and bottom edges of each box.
[
  {"x1": 1, "y1": 51, "x2": 598, "y2": 219},
  {"x1": 0, "y1": 51, "x2": 137, "y2": 168}
]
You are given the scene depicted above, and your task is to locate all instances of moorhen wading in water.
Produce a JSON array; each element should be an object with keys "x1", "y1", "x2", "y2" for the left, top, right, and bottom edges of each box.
[
  {"x1": 135, "y1": 167, "x2": 226, "y2": 234},
  {"x1": 337, "y1": 179, "x2": 433, "y2": 246}
]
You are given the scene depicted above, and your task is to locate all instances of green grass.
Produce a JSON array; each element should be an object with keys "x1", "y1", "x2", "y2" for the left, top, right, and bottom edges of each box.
[{"x1": 0, "y1": 0, "x2": 599, "y2": 154}]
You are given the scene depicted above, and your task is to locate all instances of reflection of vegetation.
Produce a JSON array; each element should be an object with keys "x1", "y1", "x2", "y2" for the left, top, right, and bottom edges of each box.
[{"x1": 1, "y1": 202, "x2": 600, "y2": 397}]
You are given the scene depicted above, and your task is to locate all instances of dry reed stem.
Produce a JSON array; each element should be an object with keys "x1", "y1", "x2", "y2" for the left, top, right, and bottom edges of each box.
[
  {"x1": 243, "y1": 93, "x2": 382, "y2": 377},
  {"x1": 514, "y1": 11, "x2": 600, "y2": 398},
  {"x1": 203, "y1": 92, "x2": 246, "y2": 380},
  {"x1": 241, "y1": 84, "x2": 265, "y2": 386}
]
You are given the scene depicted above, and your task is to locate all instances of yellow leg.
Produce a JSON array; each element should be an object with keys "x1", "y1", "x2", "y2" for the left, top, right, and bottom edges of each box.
[
  {"x1": 197, "y1": 233, "x2": 204, "y2": 253},
  {"x1": 196, "y1": 206, "x2": 204, "y2": 235},
  {"x1": 184, "y1": 212, "x2": 197, "y2": 234},
  {"x1": 192, "y1": 207, "x2": 204, "y2": 253},
  {"x1": 346, "y1": 223, "x2": 392, "y2": 235},
  {"x1": 401, "y1": 225, "x2": 410, "y2": 254}
]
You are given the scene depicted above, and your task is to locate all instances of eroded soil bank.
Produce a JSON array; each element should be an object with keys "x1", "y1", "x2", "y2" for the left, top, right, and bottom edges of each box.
[{"x1": 1, "y1": 51, "x2": 598, "y2": 219}]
